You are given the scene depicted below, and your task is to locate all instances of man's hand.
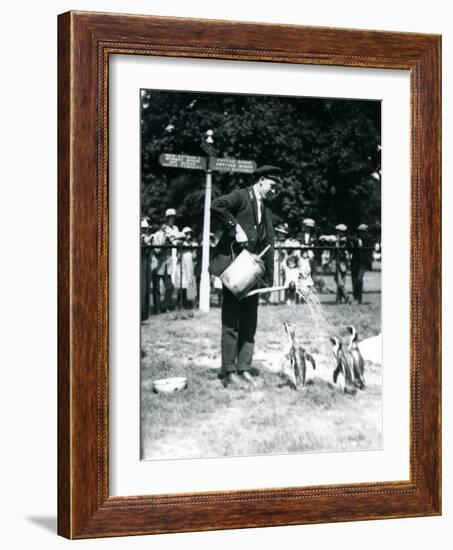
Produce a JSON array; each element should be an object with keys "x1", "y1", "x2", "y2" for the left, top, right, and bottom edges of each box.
[{"x1": 235, "y1": 223, "x2": 248, "y2": 243}]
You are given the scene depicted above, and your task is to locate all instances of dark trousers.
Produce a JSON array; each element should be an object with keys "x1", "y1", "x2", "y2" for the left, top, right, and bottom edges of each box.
[
  {"x1": 335, "y1": 263, "x2": 350, "y2": 304},
  {"x1": 221, "y1": 286, "x2": 259, "y2": 374},
  {"x1": 141, "y1": 253, "x2": 151, "y2": 321},
  {"x1": 177, "y1": 288, "x2": 193, "y2": 309},
  {"x1": 152, "y1": 272, "x2": 174, "y2": 314},
  {"x1": 351, "y1": 265, "x2": 366, "y2": 303}
]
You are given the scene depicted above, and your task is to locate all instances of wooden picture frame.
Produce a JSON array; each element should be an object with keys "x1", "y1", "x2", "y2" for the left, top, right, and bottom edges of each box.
[{"x1": 58, "y1": 11, "x2": 441, "y2": 539}]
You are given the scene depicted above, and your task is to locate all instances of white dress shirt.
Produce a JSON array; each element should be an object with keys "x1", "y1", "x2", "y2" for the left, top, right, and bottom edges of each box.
[{"x1": 252, "y1": 184, "x2": 263, "y2": 225}]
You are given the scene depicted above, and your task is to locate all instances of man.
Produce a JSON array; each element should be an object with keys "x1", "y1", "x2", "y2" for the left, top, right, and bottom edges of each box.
[
  {"x1": 152, "y1": 208, "x2": 182, "y2": 313},
  {"x1": 301, "y1": 218, "x2": 316, "y2": 247},
  {"x1": 334, "y1": 223, "x2": 351, "y2": 304},
  {"x1": 210, "y1": 165, "x2": 281, "y2": 388},
  {"x1": 174, "y1": 226, "x2": 197, "y2": 309},
  {"x1": 140, "y1": 217, "x2": 152, "y2": 321},
  {"x1": 271, "y1": 223, "x2": 289, "y2": 304},
  {"x1": 350, "y1": 223, "x2": 372, "y2": 304}
]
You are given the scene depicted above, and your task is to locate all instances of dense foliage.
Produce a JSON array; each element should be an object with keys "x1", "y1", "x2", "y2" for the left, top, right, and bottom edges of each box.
[{"x1": 141, "y1": 90, "x2": 381, "y2": 238}]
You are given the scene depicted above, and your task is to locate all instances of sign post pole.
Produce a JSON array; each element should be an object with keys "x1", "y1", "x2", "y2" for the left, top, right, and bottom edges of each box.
[
  {"x1": 199, "y1": 165, "x2": 212, "y2": 312},
  {"x1": 199, "y1": 130, "x2": 216, "y2": 313}
]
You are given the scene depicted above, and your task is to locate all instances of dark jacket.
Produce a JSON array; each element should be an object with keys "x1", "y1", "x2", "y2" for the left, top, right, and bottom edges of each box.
[{"x1": 209, "y1": 186, "x2": 275, "y2": 285}]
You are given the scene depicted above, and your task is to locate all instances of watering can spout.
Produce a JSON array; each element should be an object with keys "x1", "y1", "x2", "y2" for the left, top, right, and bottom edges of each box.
[{"x1": 257, "y1": 244, "x2": 271, "y2": 259}]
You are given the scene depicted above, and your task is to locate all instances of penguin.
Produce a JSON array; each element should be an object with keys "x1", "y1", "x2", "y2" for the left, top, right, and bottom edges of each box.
[
  {"x1": 347, "y1": 325, "x2": 365, "y2": 390},
  {"x1": 330, "y1": 336, "x2": 357, "y2": 395},
  {"x1": 280, "y1": 321, "x2": 316, "y2": 389}
]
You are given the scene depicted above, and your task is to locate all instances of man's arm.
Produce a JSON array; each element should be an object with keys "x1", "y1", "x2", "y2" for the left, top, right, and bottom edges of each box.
[
  {"x1": 211, "y1": 189, "x2": 248, "y2": 242},
  {"x1": 211, "y1": 189, "x2": 242, "y2": 232}
]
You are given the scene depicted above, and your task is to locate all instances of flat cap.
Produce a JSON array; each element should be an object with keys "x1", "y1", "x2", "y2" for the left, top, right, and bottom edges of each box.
[
  {"x1": 275, "y1": 223, "x2": 289, "y2": 235},
  {"x1": 255, "y1": 165, "x2": 282, "y2": 179},
  {"x1": 357, "y1": 223, "x2": 369, "y2": 231},
  {"x1": 165, "y1": 208, "x2": 176, "y2": 217},
  {"x1": 303, "y1": 218, "x2": 315, "y2": 227}
]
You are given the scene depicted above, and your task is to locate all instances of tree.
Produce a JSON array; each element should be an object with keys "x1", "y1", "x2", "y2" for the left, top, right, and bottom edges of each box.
[{"x1": 141, "y1": 90, "x2": 381, "y2": 238}]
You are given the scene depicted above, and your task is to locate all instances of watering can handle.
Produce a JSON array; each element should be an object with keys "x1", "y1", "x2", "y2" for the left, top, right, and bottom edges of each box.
[
  {"x1": 230, "y1": 242, "x2": 270, "y2": 261},
  {"x1": 230, "y1": 241, "x2": 247, "y2": 261},
  {"x1": 230, "y1": 241, "x2": 271, "y2": 260}
]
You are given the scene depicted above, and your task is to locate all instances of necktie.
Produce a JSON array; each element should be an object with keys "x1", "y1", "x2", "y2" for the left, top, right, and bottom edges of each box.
[
  {"x1": 256, "y1": 196, "x2": 262, "y2": 225},
  {"x1": 257, "y1": 199, "x2": 266, "y2": 241}
]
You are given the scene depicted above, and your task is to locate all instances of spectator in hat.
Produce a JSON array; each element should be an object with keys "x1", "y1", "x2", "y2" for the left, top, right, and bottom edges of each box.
[
  {"x1": 271, "y1": 223, "x2": 288, "y2": 304},
  {"x1": 210, "y1": 165, "x2": 280, "y2": 388},
  {"x1": 174, "y1": 227, "x2": 197, "y2": 309},
  {"x1": 152, "y1": 208, "x2": 182, "y2": 313},
  {"x1": 334, "y1": 223, "x2": 351, "y2": 304},
  {"x1": 140, "y1": 217, "x2": 152, "y2": 321},
  {"x1": 301, "y1": 218, "x2": 316, "y2": 247},
  {"x1": 318, "y1": 233, "x2": 336, "y2": 275},
  {"x1": 350, "y1": 223, "x2": 372, "y2": 304},
  {"x1": 301, "y1": 217, "x2": 317, "y2": 271}
]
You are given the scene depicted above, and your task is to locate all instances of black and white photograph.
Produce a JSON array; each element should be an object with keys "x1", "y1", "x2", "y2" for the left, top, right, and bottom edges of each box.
[
  {"x1": 139, "y1": 89, "x2": 382, "y2": 461},
  {"x1": 1, "y1": 0, "x2": 445, "y2": 545}
]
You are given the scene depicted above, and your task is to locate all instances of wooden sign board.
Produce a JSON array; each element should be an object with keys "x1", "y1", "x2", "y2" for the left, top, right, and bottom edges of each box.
[
  {"x1": 159, "y1": 153, "x2": 207, "y2": 170},
  {"x1": 211, "y1": 157, "x2": 256, "y2": 173}
]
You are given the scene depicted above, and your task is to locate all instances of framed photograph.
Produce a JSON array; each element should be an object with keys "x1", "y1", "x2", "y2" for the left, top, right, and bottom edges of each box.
[{"x1": 58, "y1": 11, "x2": 441, "y2": 539}]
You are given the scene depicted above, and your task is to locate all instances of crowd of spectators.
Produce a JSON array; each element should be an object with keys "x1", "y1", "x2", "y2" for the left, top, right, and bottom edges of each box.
[{"x1": 141, "y1": 210, "x2": 380, "y2": 320}]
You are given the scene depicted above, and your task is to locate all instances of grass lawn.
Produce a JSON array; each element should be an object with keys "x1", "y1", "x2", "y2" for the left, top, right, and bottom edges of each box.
[{"x1": 141, "y1": 291, "x2": 381, "y2": 460}]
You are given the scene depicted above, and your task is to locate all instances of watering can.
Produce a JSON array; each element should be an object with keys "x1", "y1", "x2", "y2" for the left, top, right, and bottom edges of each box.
[{"x1": 220, "y1": 244, "x2": 271, "y2": 300}]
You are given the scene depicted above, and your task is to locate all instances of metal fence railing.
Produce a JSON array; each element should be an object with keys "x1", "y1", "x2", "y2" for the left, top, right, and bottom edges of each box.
[{"x1": 141, "y1": 243, "x2": 380, "y2": 317}]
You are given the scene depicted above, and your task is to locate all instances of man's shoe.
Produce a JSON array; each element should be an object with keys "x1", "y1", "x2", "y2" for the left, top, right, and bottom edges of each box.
[
  {"x1": 238, "y1": 371, "x2": 257, "y2": 388},
  {"x1": 222, "y1": 372, "x2": 242, "y2": 388}
]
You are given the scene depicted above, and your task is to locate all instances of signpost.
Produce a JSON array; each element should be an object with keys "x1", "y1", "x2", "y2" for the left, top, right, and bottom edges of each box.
[
  {"x1": 159, "y1": 144, "x2": 255, "y2": 312},
  {"x1": 211, "y1": 157, "x2": 256, "y2": 173},
  {"x1": 159, "y1": 153, "x2": 207, "y2": 171}
]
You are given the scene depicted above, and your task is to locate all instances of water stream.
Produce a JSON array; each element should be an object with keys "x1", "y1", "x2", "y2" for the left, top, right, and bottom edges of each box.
[{"x1": 295, "y1": 286, "x2": 336, "y2": 370}]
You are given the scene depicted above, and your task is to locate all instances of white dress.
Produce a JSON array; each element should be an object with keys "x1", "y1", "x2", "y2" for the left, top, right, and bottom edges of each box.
[{"x1": 299, "y1": 257, "x2": 314, "y2": 288}]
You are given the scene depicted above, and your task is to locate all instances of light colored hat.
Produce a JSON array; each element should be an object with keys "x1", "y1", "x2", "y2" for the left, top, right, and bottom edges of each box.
[
  {"x1": 319, "y1": 234, "x2": 337, "y2": 243},
  {"x1": 275, "y1": 224, "x2": 289, "y2": 235},
  {"x1": 165, "y1": 208, "x2": 176, "y2": 217},
  {"x1": 141, "y1": 217, "x2": 150, "y2": 228},
  {"x1": 357, "y1": 223, "x2": 369, "y2": 231},
  {"x1": 335, "y1": 223, "x2": 348, "y2": 232},
  {"x1": 303, "y1": 218, "x2": 315, "y2": 228},
  {"x1": 182, "y1": 226, "x2": 193, "y2": 234}
]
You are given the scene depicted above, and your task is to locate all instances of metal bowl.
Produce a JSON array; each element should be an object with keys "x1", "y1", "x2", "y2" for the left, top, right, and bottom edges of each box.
[{"x1": 153, "y1": 377, "x2": 188, "y2": 394}]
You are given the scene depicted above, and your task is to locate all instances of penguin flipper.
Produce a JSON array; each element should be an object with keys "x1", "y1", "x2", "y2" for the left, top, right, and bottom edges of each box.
[
  {"x1": 293, "y1": 353, "x2": 303, "y2": 388},
  {"x1": 333, "y1": 364, "x2": 342, "y2": 384}
]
